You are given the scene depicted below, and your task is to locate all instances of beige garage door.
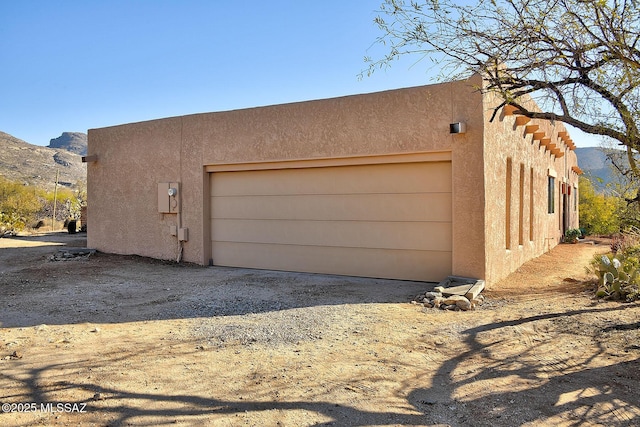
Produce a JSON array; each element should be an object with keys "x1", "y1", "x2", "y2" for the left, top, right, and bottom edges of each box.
[{"x1": 210, "y1": 161, "x2": 452, "y2": 281}]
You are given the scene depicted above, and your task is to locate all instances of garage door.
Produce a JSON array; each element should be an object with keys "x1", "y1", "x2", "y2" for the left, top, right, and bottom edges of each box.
[{"x1": 210, "y1": 161, "x2": 452, "y2": 281}]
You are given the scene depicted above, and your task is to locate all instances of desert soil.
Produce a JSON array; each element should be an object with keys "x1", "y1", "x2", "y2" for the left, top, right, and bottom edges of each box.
[{"x1": 1, "y1": 232, "x2": 639, "y2": 427}]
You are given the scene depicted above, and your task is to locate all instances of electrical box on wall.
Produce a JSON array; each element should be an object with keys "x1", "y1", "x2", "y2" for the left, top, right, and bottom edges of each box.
[
  {"x1": 158, "y1": 182, "x2": 181, "y2": 213},
  {"x1": 178, "y1": 227, "x2": 189, "y2": 242}
]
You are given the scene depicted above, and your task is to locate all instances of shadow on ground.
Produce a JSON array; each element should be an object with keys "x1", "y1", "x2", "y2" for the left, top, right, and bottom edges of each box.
[
  {"x1": 3, "y1": 304, "x2": 638, "y2": 426},
  {"x1": 408, "y1": 306, "x2": 640, "y2": 426},
  {"x1": 0, "y1": 233, "x2": 431, "y2": 328}
]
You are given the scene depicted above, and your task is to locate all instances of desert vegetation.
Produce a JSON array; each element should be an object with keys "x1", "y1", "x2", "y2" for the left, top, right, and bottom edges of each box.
[{"x1": 0, "y1": 176, "x2": 85, "y2": 235}]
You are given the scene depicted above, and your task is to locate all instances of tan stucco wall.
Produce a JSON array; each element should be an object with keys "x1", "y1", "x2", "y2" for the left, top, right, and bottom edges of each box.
[
  {"x1": 481, "y1": 91, "x2": 581, "y2": 285},
  {"x1": 87, "y1": 75, "x2": 489, "y2": 282}
]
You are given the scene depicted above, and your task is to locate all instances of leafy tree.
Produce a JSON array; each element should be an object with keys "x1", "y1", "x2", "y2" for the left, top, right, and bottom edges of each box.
[
  {"x1": 367, "y1": 0, "x2": 640, "y2": 173},
  {"x1": 601, "y1": 141, "x2": 640, "y2": 206},
  {"x1": 38, "y1": 185, "x2": 82, "y2": 223},
  {"x1": 595, "y1": 142, "x2": 640, "y2": 228},
  {"x1": 579, "y1": 176, "x2": 621, "y2": 235},
  {"x1": 72, "y1": 180, "x2": 87, "y2": 218},
  {"x1": 0, "y1": 176, "x2": 41, "y2": 233},
  {"x1": 0, "y1": 177, "x2": 87, "y2": 234}
]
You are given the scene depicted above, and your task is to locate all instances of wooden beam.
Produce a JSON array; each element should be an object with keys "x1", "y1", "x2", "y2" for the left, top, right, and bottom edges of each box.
[
  {"x1": 525, "y1": 124, "x2": 540, "y2": 134},
  {"x1": 503, "y1": 104, "x2": 519, "y2": 116}
]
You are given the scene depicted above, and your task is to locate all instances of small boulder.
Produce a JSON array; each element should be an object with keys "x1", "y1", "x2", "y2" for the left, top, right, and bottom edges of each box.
[
  {"x1": 455, "y1": 298, "x2": 473, "y2": 311},
  {"x1": 432, "y1": 297, "x2": 445, "y2": 308},
  {"x1": 443, "y1": 295, "x2": 469, "y2": 305},
  {"x1": 424, "y1": 291, "x2": 442, "y2": 299},
  {"x1": 471, "y1": 297, "x2": 484, "y2": 306},
  {"x1": 442, "y1": 295, "x2": 472, "y2": 311}
]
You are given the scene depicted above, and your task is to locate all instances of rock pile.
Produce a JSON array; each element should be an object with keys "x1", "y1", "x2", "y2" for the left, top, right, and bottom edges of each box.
[
  {"x1": 411, "y1": 276, "x2": 485, "y2": 311},
  {"x1": 3, "y1": 351, "x2": 22, "y2": 360},
  {"x1": 49, "y1": 248, "x2": 96, "y2": 262},
  {"x1": 412, "y1": 289, "x2": 485, "y2": 311}
]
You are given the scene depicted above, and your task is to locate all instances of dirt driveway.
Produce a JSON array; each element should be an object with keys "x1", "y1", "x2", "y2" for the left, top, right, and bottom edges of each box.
[{"x1": 1, "y1": 232, "x2": 639, "y2": 426}]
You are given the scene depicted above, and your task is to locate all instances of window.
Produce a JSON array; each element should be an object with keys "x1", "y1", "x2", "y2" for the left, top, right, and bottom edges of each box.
[
  {"x1": 519, "y1": 163, "x2": 524, "y2": 245},
  {"x1": 529, "y1": 168, "x2": 534, "y2": 241},
  {"x1": 548, "y1": 176, "x2": 555, "y2": 214},
  {"x1": 559, "y1": 183, "x2": 563, "y2": 230}
]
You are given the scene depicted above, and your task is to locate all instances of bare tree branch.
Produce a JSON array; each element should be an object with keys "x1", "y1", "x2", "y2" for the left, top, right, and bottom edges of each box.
[{"x1": 367, "y1": 0, "x2": 640, "y2": 180}]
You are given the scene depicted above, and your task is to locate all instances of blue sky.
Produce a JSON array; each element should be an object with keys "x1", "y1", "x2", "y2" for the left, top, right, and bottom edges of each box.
[{"x1": 1, "y1": 0, "x2": 601, "y2": 147}]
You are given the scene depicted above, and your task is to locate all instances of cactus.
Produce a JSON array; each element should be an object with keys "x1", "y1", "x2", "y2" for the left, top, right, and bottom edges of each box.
[{"x1": 591, "y1": 252, "x2": 640, "y2": 301}]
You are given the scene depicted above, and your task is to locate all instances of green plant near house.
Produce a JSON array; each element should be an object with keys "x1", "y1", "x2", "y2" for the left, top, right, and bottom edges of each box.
[
  {"x1": 565, "y1": 228, "x2": 582, "y2": 243},
  {"x1": 578, "y1": 176, "x2": 622, "y2": 235},
  {"x1": 591, "y1": 253, "x2": 640, "y2": 301}
]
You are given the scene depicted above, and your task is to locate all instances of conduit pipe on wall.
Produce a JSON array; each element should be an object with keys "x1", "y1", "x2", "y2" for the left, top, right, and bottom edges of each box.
[
  {"x1": 177, "y1": 210, "x2": 183, "y2": 263},
  {"x1": 161, "y1": 182, "x2": 185, "y2": 263}
]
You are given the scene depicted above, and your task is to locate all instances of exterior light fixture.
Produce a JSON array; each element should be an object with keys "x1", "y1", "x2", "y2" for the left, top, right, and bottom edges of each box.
[{"x1": 449, "y1": 122, "x2": 466, "y2": 134}]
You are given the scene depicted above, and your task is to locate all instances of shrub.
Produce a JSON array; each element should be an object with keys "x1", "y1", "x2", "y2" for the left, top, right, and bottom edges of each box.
[
  {"x1": 611, "y1": 234, "x2": 626, "y2": 253},
  {"x1": 0, "y1": 212, "x2": 26, "y2": 235},
  {"x1": 579, "y1": 177, "x2": 621, "y2": 235},
  {"x1": 0, "y1": 177, "x2": 41, "y2": 234},
  {"x1": 565, "y1": 228, "x2": 582, "y2": 243}
]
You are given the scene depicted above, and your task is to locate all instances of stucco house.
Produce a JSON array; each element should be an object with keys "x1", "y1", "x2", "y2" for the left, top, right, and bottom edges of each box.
[{"x1": 86, "y1": 74, "x2": 580, "y2": 287}]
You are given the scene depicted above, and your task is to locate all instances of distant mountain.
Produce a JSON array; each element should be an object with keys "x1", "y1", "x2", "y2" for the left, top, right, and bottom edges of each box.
[
  {"x1": 575, "y1": 146, "x2": 628, "y2": 190},
  {"x1": 0, "y1": 131, "x2": 86, "y2": 189},
  {"x1": 48, "y1": 132, "x2": 87, "y2": 156}
]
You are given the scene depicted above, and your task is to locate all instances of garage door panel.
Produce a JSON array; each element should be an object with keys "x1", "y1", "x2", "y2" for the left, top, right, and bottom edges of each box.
[
  {"x1": 212, "y1": 241, "x2": 452, "y2": 282},
  {"x1": 212, "y1": 219, "x2": 452, "y2": 251},
  {"x1": 212, "y1": 193, "x2": 452, "y2": 222},
  {"x1": 210, "y1": 160, "x2": 452, "y2": 281},
  {"x1": 212, "y1": 162, "x2": 451, "y2": 196}
]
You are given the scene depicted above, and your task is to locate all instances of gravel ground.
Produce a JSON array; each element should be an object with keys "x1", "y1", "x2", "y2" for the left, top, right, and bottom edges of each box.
[{"x1": 2, "y1": 232, "x2": 640, "y2": 427}]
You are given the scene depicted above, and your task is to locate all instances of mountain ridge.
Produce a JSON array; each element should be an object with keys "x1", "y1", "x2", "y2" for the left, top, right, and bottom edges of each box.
[
  {"x1": 575, "y1": 146, "x2": 627, "y2": 190},
  {"x1": 0, "y1": 131, "x2": 86, "y2": 189},
  {"x1": 48, "y1": 132, "x2": 87, "y2": 156}
]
